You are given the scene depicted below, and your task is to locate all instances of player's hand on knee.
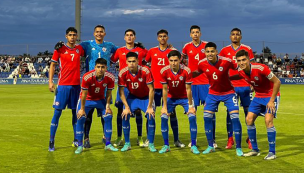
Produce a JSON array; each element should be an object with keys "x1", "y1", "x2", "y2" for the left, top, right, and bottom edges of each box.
[
  {"x1": 54, "y1": 41, "x2": 64, "y2": 50},
  {"x1": 77, "y1": 109, "x2": 86, "y2": 119},
  {"x1": 106, "y1": 107, "x2": 112, "y2": 115},
  {"x1": 266, "y1": 101, "x2": 276, "y2": 114},
  {"x1": 49, "y1": 82, "x2": 55, "y2": 92},
  {"x1": 187, "y1": 107, "x2": 196, "y2": 115},
  {"x1": 146, "y1": 107, "x2": 155, "y2": 119},
  {"x1": 122, "y1": 107, "x2": 131, "y2": 120},
  {"x1": 161, "y1": 107, "x2": 168, "y2": 116}
]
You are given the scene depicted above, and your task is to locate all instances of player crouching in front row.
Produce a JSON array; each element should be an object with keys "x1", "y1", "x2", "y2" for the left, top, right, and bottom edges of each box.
[
  {"x1": 75, "y1": 58, "x2": 118, "y2": 154},
  {"x1": 118, "y1": 52, "x2": 156, "y2": 152},
  {"x1": 233, "y1": 50, "x2": 281, "y2": 160},
  {"x1": 159, "y1": 50, "x2": 199, "y2": 154}
]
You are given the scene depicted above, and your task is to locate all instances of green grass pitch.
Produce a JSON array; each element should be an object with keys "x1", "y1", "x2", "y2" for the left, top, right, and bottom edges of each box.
[{"x1": 0, "y1": 84, "x2": 304, "y2": 172}]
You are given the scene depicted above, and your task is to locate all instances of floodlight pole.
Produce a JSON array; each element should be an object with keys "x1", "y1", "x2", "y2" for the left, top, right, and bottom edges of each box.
[{"x1": 75, "y1": 0, "x2": 81, "y2": 43}]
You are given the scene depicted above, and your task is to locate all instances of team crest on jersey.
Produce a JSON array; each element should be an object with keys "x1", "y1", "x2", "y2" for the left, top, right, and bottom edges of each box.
[
  {"x1": 102, "y1": 47, "x2": 107, "y2": 52},
  {"x1": 92, "y1": 48, "x2": 95, "y2": 50},
  {"x1": 254, "y1": 76, "x2": 259, "y2": 80},
  {"x1": 76, "y1": 49, "x2": 79, "y2": 53},
  {"x1": 64, "y1": 51, "x2": 68, "y2": 54},
  {"x1": 103, "y1": 83, "x2": 107, "y2": 87},
  {"x1": 201, "y1": 49, "x2": 205, "y2": 53},
  {"x1": 179, "y1": 76, "x2": 184, "y2": 80},
  {"x1": 138, "y1": 78, "x2": 143, "y2": 82},
  {"x1": 219, "y1": 67, "x2": 223, "y2": 71}
]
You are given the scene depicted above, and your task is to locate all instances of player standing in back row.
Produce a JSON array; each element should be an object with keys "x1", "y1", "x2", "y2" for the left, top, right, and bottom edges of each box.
[
  {"x1": 48, "y1": 27, "x2": 84, "y2": 151},
  {"x1": 219, "y1": 28, "x2": 254, "y2": 149}
]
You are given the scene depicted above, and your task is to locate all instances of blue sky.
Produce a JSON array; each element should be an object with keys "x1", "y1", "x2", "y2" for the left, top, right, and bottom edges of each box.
[{"x1": 0, "y1": 0, "x2": 303, "y2": 56}]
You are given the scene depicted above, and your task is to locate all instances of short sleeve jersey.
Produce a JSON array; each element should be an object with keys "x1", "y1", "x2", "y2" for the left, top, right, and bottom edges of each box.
[
  {"x1": 160, "y1": 65, "x2": 192, "y2": 99},
  {"x1": 81, "y1": 70, "x2": 115, "y2": 100},
  {"x1": 182, "y1": 41, "x2": 209, "y2": 85},
  {"x1": 237, "y1": 63, "x2": 280, "y2": 98},
  {"x1": 145, "y1": 46, "x2": 176, "y2": 89},
  {"x1": 51, "y1": 44, "x2": 84, "y2": 85},
  {"x1": 118, "y1": 65, "x2": 153, "y2": 98},
  {"x1": 111, "y1": 46, "x2": 148, "y2": 71},
  {"x1": 80, "y1": 40, "x2": 118, "y2": 72},
  {"x1": 219, "y1": 44, "x2": 254, "y2": 87},
  {"x1": 197, "y1": 56, "x2": 237, "y2": 95}
]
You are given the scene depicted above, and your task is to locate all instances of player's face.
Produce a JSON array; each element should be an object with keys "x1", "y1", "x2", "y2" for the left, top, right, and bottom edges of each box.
[
  {"x1": 169, "y1": 56, "x2": 181, "y2": 71},
  {"x1": 94, "y1": 27, "x2": 106, "y2": 41},
  {"x1": 65, "y1": 32, "x2": 77, "y2": 45},
  {"x1": 124, "y1": 32, "x2": 136, "y2": 44},
  {"x1": 190, "y1": 29, "x2": 201, "y2": 41},
  {"x1": 95, "y1": 63, "x2": 107, "y2": 77},
  {"x1": 237, "y1": 56, "x2": 250, "y2": 71},
  {"x1": 205, "y1": 47, "x2": 218, "y2": 63},
  {"x1": 127, "y1": 57, "x2": 138, "y2": 71},
  {"x1": 230, "y1": 31, "x2": 242, "y2": 44},
  {"x1": 157, "y1": 33, "x2": 168, "y2": 45}
]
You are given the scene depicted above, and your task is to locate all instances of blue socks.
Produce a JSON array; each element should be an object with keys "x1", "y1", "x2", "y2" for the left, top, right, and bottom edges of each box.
[
  {"x1": 188, "y1": 113, "x2": 197, "y2": 146},
  {"x1": 204, "y1": 112, "x2": 214, "y2": 147},
  {"x1": 161, "y1": 114, "x2": 169, "y2": 145},
  {"x1": 170, "y1": 111, "x2": 179, "y2": 142},
  {"x1": 247, "y1": 124, "x2": 258, "y2": 150},
  {"x1": 50, "y1": 109, "x2": 62, "y2": 142},
  {"x1": 230, "y1": 113, "x2": 242, "y2": 148},
  {"x1": 147, "y1": 114, "x2": 156, "y2": 143},
  {"x1": 226, "y1": 111, "x2": 233, "y2": 138},
  {"x1": 76, "y1": 116, "x2": 86, "y2": 146},
  {"x1": 103, "y1": 114, "x2": 113, "y2": 146},
  {"x1": 267, "y1": 126, "x2": 276, "y2": 154},
  {"x1": 122, "y1": 114, "x2": 131, "y2": 143}
]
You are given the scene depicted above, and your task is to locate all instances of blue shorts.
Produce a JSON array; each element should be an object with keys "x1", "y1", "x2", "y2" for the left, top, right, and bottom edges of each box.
[
  {"x1": 115, "y1": 87, "x2": 129, "y2": 109},
  {"x1": 192, "y1": 84, "x2": 209, "y2": 106},
  {"x1": 167, "y1": 98, "x2": 189, "y2": 114},
  {"x1": 154, "y1": 89, "x2": 163, "y2": 107},
  {"x1": 53, "y1": 85, "x2": 80, "y2": 110},
  {"x1": 125, "y1": 94, "x2": 154, "y2": 115},
  {"x1": 76, "y1": 99, "x2": 106, "y2": 116},
  {"x1": 249, "y1": 96, "x2": 280, "y2": 118},
  {"x1": 234, "y1": 86, "x2": 252, "y2": 107},
  {"x1": 204, "y1": 93, "x2": 239, "y2": 112}
]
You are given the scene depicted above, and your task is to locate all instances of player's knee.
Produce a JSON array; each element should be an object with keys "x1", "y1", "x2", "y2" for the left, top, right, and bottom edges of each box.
[
  {"x1": 188, "y1": 113, "x2": 196, "y2": 122},
  {"x1": 134, "y1": 109, "x2": 142, "y2": 116},
  {"x1": 103, "y1": 114, "x2": 113, "y2": 122},
  {"x1": 246, "y1": 116, "x2": 254, "y2": 125},
  {"x1": 265, "y1": 115, "x2": 274, "y2": 128}
]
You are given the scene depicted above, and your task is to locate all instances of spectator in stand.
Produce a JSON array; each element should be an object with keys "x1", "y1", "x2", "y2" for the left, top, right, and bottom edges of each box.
[
  {"x1": 301, "y1": 53, "x2": 304, "y2": 61},
  {"x1": 276, "y1": 58, "x2": 282, "y2": 66},
  {"x1": 45, "y1": 56, "x2": 50, "y2": 63},
  {"x1": 300, "y1": 69, "x2": 304, "y2": 77},
  {"x1": 284, "y1": 54, "x2": 290, "y2": 64},
  {"x1": 38, "y1": 57, "x2": 43, "y2": 63},
  {"x1": 290, "y1": 62, "x2": 295, "y2": 71},
  {"x1": 272, "y1": 53, "x2": 277, "y2": 62},
  {"x1": 39, "y1": 65, "x2": 43, "y2": 72},
  {"x1": 298, "y1": 59, "x2": 303, "y2": 69},
  {"x1": 264, "y1": 55, "x2": 268, "y2": 64}
]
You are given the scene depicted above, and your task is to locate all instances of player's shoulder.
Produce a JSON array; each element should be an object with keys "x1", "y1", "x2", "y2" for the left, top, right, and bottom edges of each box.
[
  {"x1": 251, "y1": 63, "x2": 267, "y2": 71},
  {"x1": 240, "y1": 44, "x2": 252, "y2": 50},
  {"x1": 138, "y1": 65, "x2": 151, "y2": 74},
  {"x1": 104, "y1": 71, "x2": 115, "y2": 81},
  {"x1": 75, "y1": 44, "x2": 84, "y2": 50},
  {"x1": 160, "y1": 65, "x2": 170, "y2": 74},
  {"x1": 220, "y1": 44, "x2": 231, "y2": 52},
  {"x1": 198, "y1": 58, "x2": 208, "y2": 65},
  {"x1": 181, "y1": 64, "x2": 191, "y2": 74},
  {"x1": 218, "y1": 55, "x2": 232, "y2": 62},
  {"x1": 149, "y1": 46, "x2": 158, "y2": 51},
  {"x1": 83, "y1": 70, "x2": 96, "y2": 81},
  {"x1": 118, "y1": 66, "x2": 129, "y2": 77},
  {"x1": 183, "y1": 41, "x2": 192, "y2": 49},
  {"x1": 103, "y1": 41, "x2": 115, "y2": 45}
]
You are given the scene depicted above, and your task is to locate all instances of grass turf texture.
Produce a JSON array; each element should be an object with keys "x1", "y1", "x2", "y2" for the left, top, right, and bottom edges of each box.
[{"x1": 0, "y1": 84, "x2": 304, "y2": 173}]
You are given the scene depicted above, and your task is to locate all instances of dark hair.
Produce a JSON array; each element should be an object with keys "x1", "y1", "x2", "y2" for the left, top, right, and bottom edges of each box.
[
  {"x1": 125, "y1": 29, "x2": 136, "y2": 36},
  {"x1": 66, "y1": 27, "x2": 77, "y2": 35},
  {"x1": 94, "y1": 25, "x2": 105, "y2": 31},
  {"x1": 126, "y1": 52, "x2": 138, "y2": 59},
  {"x1": 231, "y1": 28, "x2": 242, "y2": 35},
  {"x1": 235, "y1": 50, "x2": 249, "y2": 58},
  {"x1": 157, "y1": 29, "x2": 168, "y2": 36},
  {"x1": 167, "y1": 50, "x2": 181, "y2": 59},
  {"x1": 190, "y1": 25, "x2": 200, "y2": 32},
  {"x1": 205, "y1": 42, "x2": 217, "y2": 49},
  {"x1": 95, "y1": 58, "x2": 107, "y2": 66}
]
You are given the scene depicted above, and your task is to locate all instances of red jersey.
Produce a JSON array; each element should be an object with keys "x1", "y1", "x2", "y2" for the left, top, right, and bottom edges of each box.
[
  {"x1": 219, "y1": 44, "x2": 254, "y2": 87},
  {"x1": 237, "y1": 63, "x2": 280, "y2": 98},
  {"x1": 145, "y1": 46, "x2": 176, "y2": 89},
  {"x1": 118, "y1": 65, "x2": 154, "y2": 98},
  {"x1": 51, "y1": 44, "x2": 84, "y2": 85},
  {"x1": 111, "y1": 46, "x2": 148, "y2": 70},
  {"x1": 182, "y1": 41, "x2": 209, "y2": 85},
  {"x1": 80, "y1": 70, "x2": 115, "y2": 100},
  {"x1": 198, "y1": 56, "x2": 237, "y2": 95},
  {"x1": 160, "y1": 65, "x2": 192, "y2": 99}
]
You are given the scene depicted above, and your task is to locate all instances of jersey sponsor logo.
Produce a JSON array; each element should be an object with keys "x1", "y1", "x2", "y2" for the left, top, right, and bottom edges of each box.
[
  {"x1": 64, "y1": 51, "x2": 68, "y2": 54},
  {"x1": 189, "y1": 50, "x2": 193, "y2": 53},
  {"x1": 206, "y1": 69, "x2": 209, "y2": 72},
  {"x1": 102, "y1": 47, "x2": 107, "y2": 52},
  {"x1": 154, "y1": 53, "x2": 157, "y2": 56},
  {"x1": 127, "y1": 79, "x2": 131, "y2": 81},
  {"x1": 228, "y1": 53, "x2": 231, "y2": 55},
  {"x1": 91, "y1": 83, "x2": 95, "y2": 86},
  {"x1": 254, "y1": 76, "x2": 259, "y2": 80},
  {"x1": 179, "y1": 76, "x2": 184, "y2": 81},
  {"x1": 103, "y1": 83, "x2": 107, "y2": 87},
  {"x1": 219, "y1": 67, "x2": 223, "y2": 71},
  {"x1": 122, "y1": 53, "x2": 126, "y2": 55},
  {"x1": 167, "y1": 77, "x2": 171, "y2": 80},
  {"x1": 138, "y1": 78, "x2": 143, "y2": 82},
  {"x1": 201, "y1": 49, "x2": 205, "y2": 53},
  {"x1": 76, "y1": 49, "x2": 79, "y2": 53},
  {"x1": 92, "y1": 48, "x2": 96, "y2": 50}
]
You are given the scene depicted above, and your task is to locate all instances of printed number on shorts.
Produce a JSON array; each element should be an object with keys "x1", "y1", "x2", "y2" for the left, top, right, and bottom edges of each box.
[{"x1": 232, "y1": 94, "x2": 238, "y2": 106}]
